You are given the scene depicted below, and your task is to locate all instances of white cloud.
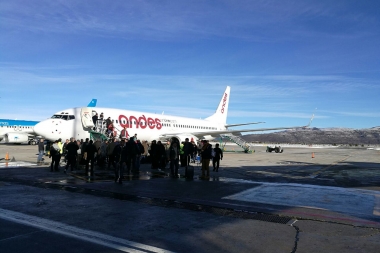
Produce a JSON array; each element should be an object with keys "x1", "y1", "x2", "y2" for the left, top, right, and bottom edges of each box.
[{"x1": 1, "y1": 0, "x2": 378, "y2": 41}]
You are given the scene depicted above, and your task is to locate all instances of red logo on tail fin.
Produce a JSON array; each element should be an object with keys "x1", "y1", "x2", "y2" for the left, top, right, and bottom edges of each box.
[{"x1": 221, "y1": 93, "x2": 228, "y2": 114}]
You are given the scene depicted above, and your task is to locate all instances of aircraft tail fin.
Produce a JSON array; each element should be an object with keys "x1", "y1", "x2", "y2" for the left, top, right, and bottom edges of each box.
[
  {"x1": 205, "y1": 86, "x2": 230, "y2": 125},
  {"x1": 87, "y1": 99, "x2": 97, "y2": 107}
]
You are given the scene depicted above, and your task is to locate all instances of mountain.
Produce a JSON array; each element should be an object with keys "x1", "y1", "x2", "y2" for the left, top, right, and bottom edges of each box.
[{"x1": 242, "y1": 127, "x2": 380, "y2": 145}]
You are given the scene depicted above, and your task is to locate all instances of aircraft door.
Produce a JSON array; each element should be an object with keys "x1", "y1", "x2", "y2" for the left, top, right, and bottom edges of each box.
[{"x1": 80, "y1": 107, "x2": 95, "y2": 129}]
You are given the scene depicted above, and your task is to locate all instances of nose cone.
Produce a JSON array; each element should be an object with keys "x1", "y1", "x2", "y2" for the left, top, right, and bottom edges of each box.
[
  {"x1": 34, "y1": 117, "x2": 77, "y2": 141},
  {"x1": 34, "y1": 120, "x2": 51, "y2": 139}
]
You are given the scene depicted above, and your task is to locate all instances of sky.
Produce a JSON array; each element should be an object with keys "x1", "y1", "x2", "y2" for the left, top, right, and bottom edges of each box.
[{"x1": 0, "y1": 0, "x2": 379, "y2": 130}]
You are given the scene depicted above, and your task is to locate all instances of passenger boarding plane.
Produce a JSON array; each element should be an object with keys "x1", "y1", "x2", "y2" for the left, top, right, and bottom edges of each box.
[
  {"x1": 0, "y1": 99, "x2": 97, "y2": 144},
  {"x1": 34, "y1": 87, "x2": 313, "y2": 151}
]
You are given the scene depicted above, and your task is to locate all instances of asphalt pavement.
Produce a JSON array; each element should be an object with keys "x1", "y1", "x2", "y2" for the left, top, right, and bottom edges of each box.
[{"x1": 1, "y1": 144, "x2": 380, "y2": 252}]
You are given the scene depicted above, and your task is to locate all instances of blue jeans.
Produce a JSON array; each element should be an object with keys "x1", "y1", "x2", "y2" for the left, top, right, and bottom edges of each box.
[{"x1": 37, "y1": 150, "x2": 44, "y2": 162}]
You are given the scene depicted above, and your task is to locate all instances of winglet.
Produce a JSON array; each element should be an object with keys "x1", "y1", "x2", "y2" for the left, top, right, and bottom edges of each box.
[
  {"x1": 87, "y1": 99, "x2": 97, "y2": 107},
  {"x1": 304, "y1": 114, "x2": 314, "y2": 128}
]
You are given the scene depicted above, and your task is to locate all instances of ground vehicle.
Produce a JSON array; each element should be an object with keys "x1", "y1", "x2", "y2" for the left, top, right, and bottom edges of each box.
[{"x1": 266, "y1": 146, "x2": 283, "y2": 153}]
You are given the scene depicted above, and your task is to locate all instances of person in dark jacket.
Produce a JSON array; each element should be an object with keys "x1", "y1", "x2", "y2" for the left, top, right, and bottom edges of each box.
[
  {"x1": 92, "y1": 113, "x2": 98, "y2": 125},
  {"x1": 200, "y1": 140, "x2": 212, "y2": 179},
  {"x1": 49, "y1": 140, "x2": 61, "y2": 172},
  {"x1": 168, "y1": 142, "x2": 180, "y2": 178},
  {"x1": 150, "y1": 140, "x2": 158, "y2": 169},
  {"x1": 62, "y1": 139, "x2": 69, "y2": 162},
  {"x1": 65, "y1": 138, "x2": 79, "y2": 173},
  {"x1": 106, "y1": 138, "x2": 117, "y2": 170},
  {"x1": 135, "y1": 140, "x2": 145, "y2": 174},
  {"x1": 113, "y1": 139, "x2": 127, "y2": 184},
  {"x1": 156, "y1": 141, "x2": 166, "y2": 170},
  {"x1": 183, "y1": 138, "x2": 194, "y2": 167},
  {"x1": 126, "y1": 137, "x2": 138, "y2": 175},
  {"x1": 212, "y1": 143, "x2": 223, "y2": 172},
  {"x1": 84, "y1": 140, "x2": 97, "y2": 177}
]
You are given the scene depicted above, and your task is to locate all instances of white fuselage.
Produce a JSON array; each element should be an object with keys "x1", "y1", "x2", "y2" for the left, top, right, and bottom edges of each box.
[
  {"x1": 0, "y1": 121, "x2": 37, "y2": 143},
  {"x1": 34, "y1": 107, "x2": 227, "y2": 142}
]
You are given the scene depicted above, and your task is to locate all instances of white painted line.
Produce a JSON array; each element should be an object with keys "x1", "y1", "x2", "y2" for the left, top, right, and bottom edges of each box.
[
  {"x1": 0, "y1": 208, "x2": 176, "y2": 253},
  {"x1": 0, "y1": 162, "x2": 37, "y2": 168}
]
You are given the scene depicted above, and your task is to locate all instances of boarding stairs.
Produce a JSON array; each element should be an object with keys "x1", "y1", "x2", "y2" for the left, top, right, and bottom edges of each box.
[
  {"x1": 221, "y1": 133, "x2": 253, "y2": 153},
  {"x1": 88, "y1": 120, "x2": 120, "y2": 141}
]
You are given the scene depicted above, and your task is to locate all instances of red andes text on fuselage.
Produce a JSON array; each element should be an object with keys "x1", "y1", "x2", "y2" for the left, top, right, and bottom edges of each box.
[
  {"x1": 118, "y1": 114, "x2": 162, "y2": 130},
  {"x1": 221, "y1": 93, "x2": 228, "y2": 114}
]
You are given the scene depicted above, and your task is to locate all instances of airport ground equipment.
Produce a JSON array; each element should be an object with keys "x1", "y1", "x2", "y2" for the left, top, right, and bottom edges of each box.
[
  {"x1": 221, "y1": 134, "x2": 252, "y2": 153},
  {"x1": 266, "y1": 146, "x2": 283, "y2": 153}
]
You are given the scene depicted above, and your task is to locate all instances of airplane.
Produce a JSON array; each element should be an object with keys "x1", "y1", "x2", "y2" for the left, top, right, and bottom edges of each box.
[
  {"x1": 33, "y1": 87, "x2": 313, "y2": 151},
  {"x1": 0, "y1": 99, "x2": 98, "y2": 144}
]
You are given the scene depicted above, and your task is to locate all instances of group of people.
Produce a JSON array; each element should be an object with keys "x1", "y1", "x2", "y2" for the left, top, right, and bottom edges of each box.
[
  {"x1": 40, "y1": 135, "x2": 145, "y2": 181},
  {"x1": 38, "y1": 135, "x2": 224, "y2": 182},
  {"x1": 92, "y1": 113, "x2": 121, "y2": 138},
  {"x1": 195, "y1": 140, "x2": 223, "y2": 180},
  {"x1": 159, "y1": 138, "x2": 224, "y2": 180}
]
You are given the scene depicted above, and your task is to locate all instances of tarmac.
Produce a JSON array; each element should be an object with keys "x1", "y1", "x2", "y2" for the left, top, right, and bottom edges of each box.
[{"x1": 1, "y1": 143, "x2": 380, "y2": 252}]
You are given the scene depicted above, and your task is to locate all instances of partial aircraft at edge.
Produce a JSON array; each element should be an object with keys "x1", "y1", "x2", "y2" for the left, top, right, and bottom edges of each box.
[
  {"x1": 33, "y1": 87, "x2": 313, "y2": 152},
  {"x1": 0, "y1": 99, "x2": 97, "y2": 144}
]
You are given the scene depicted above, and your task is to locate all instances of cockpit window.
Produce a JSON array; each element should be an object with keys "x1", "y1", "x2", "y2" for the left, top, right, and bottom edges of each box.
[{"x1": 51, "y1": 114, "x2": 75, "y2": 120}]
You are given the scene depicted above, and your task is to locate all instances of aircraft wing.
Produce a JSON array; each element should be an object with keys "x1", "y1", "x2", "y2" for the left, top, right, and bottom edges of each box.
[
  {"x1": 225, "y1": 122, "x2": 265, "y2": 127},
  {"x1": 161, "y1": 115, "x2": 314, "y2": 139},
  {"x1": 195, "y1": 125, "x2": 309, "y2": 137}
]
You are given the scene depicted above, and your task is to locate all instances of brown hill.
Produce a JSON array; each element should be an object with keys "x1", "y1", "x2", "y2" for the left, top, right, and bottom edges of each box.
[{"x1": 242, "y1": 127, "x2": 380, "y2": 145}]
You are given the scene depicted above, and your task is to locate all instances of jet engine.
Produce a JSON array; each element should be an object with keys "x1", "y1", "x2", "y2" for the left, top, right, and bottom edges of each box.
[
  {"x1": 166, "y1": 134, "x2": 198, "y2": 144},
  {"x1": 4, "y1": 133, "x2": 29, "y2": 144}
]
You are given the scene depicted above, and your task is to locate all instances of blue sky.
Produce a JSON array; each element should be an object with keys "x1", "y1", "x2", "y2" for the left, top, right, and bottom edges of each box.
[{"x1": 1, "y1": 0, "x2": 379, "y2": 130}]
